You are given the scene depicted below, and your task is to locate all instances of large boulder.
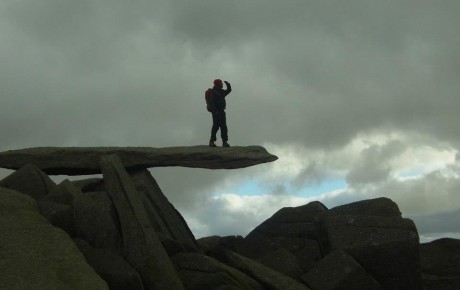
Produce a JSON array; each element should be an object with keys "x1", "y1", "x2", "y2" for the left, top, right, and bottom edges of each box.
[
  {"x1": 129, "y1": 168, "x2": 199, "y2": 253},
  {"x1": 420, "y1": 238, "x2": 460, "y2": 290},
  {"x1": 0, "y1": 146, "x2": 278, "y2": 175},
  {"x1": 302, "y1": 249, "x2": 383, "y2": 290},
  {"x1": 74, "y1": 239, "x2": 144, "y2": 290},
  {"x1": 73, "y1": 191, "x2": 122, "y2": 252},
  {"x1": 0, "y1": 187, "x2": 108, "y2": 290},
  {"x1": 242, "y1": 202, "x2": 325, "y2": 272},
  {"x1": 258, "y1": 248, "x2": 304, "y2": 280},
  {"x1": 322, "y1": 197, "x2": 402, "y2": 218},
  {"x1": 197, "y1": 235, "x2": 224, "y2": 254},
  {"x1": 0, "y1": 164, "x2": 56, "y2": 200},
  {"x1": 315, "y1": 197, "x2": 422, "y2": 290},
  {"x1": 210, "y1": 248, "x2": 311, "y2": 290},
  {"x1": 202, "y1": 235, "x2": 314, "y2": 280},
  {"x1": 38, "y1": 200, "x2": 75, "y2": 237},
  {"x1": 247, "y1": 201, "x2": 327, "y2": 241},
  {"x1": 100, "y1": 154, "x2": 184, "y2": 290},
  {"x1": 171, "y1": 252, "x2": 265, "y2": 290}
]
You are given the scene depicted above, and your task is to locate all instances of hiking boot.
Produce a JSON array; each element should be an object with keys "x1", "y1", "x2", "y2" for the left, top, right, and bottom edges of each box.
[
  {"x1": 223, "y1": 142, "x2": 230, "y2": 147},
  {"x1": 209, "y1": 141, "x2": 217, "y2": 147}
]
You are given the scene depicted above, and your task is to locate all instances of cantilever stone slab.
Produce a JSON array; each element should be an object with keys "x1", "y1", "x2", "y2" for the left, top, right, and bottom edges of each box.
[{"x1": 0, "y1": 146, "x2": 278, "y2": 175}]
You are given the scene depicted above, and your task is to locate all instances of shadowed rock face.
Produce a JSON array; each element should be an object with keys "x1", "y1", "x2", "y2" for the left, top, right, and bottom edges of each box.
[
  {"x1": 0, "y1": 164, "x2": 56, "y2": 199},
  {"x1": 4, "y1": 148, "x2": 451, "y2": 289},
  {"x1": 209, "y1": 248, "x2": 311, "y2": 290},
  {"x1": 171, "y1": 252, "x2": 265, "y2": 290},
  {"x1": 100, "y1": 154, "x2": 184, "y2": 290},
  {"x1": 302, "y1": 249, "x2": 383, "y2": 290},
  {"x1": 0, "y1": 146, "x2": 278, "y2": 175},
  {"x1": 0, "y1": 187, "x2": 109, "y2": 290},
  {"x1": 315, "y1": 198, "x2": 422, "y2": 290},
  {"x1": 129, "y1": 169, "x2": 200, "y2": 253},
  {"x1": 420, "y1": 238, "x2": 460, "y2": 290}
]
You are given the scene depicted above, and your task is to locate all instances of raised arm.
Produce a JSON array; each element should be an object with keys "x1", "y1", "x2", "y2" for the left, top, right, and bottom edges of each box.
[{"x1": 223, "y1": 81, "x2": 232, "y2": 96}]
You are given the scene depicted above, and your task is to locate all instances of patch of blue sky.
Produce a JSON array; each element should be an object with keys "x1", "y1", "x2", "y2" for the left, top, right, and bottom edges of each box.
[
  {"x1": 232, "y1": 181, "x2": 265, "y2": 196},
  {"x1": 230, "y1": 178, "x2": 348, "y2": 197}
]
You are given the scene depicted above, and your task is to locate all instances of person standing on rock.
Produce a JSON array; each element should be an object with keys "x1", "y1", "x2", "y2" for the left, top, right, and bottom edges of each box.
[{"x1": 207, "y1": 79, "x2": 232, "y2": 147}]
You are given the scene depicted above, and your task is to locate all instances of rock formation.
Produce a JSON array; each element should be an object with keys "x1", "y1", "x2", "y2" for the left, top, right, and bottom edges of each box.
[
  {"x1": 100, "y1": 154, "x2": 184, "y2": 290},
  {"x1": 0, "y1": 187, "x2": 108, "y2": 290},
  {"x1": 0, "y1": 146, "x2": 458, "y2": 290},
  {"x1": 302, "y1": 249, "x2": 383, "y2": 290},
  {"x1": 314, "y1": 198, "x2": 422, "y2": 289},
  {"x1": 0, "y1": 163, "x2": 56, "y2": 199},
  {"x1": 0, "y1": 146, "x2": 278, "y2": 175},
  {"x1": 420, "y1": 238, "x2": 460, "y2": 290}
]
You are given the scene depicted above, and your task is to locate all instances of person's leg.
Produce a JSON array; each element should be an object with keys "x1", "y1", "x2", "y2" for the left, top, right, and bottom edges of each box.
[
  {"x1": 220, "y1": 111, "x2": 229, "y2": 147},
  {"x1": 209, "y1": 112, "x2": 219, "y2": 147}
]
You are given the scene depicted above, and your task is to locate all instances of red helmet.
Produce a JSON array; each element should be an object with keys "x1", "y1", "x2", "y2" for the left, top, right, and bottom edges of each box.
[{"x1": 213, "y1": 79, "x2": 223, "y2": 87}]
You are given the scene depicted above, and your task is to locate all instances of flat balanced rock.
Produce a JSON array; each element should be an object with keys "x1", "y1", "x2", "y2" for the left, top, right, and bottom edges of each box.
[{"x1": 0, "y1": 146, "x2": 278, "y2": 175}]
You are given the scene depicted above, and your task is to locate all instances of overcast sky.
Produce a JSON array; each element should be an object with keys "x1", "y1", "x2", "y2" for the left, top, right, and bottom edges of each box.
[{"x1": 1, "y1": 1, "x2": 459, "y2": 242}]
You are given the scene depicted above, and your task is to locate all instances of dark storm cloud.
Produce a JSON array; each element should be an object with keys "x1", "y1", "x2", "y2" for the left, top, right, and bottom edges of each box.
[
  {"x1": 0, "y1": 0, "x2": 191, "y2": 148},
  {"x1": 2, "y1": 0, "x2": 460, "y2": 148},
  {"x1": 1, "y1": 1, "x2": 459, "y2": 238},
  {"x1": 161, "y1": 1, "x2": 460, "y2": 149}
]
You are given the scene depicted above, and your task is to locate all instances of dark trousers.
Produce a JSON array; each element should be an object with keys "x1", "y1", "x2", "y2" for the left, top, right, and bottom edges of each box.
[{"x1": 210, "y1": 111, "x2": 228, "y2": 142}]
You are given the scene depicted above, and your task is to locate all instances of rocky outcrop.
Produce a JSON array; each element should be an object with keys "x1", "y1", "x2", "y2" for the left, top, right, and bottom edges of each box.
[
  {"x1": 74, "y1": 239, "x2": 144, "y2": 290},
  {"x1": 1, "y1": 147, "x2": 457, "y2": 290},
  {"x1": 258, "y1": 248, "x2": 305, "y2": 279},
  {"x1": 129, "y1": 168, "x2": 200, "y2": 253},
  {"x1": 38, "y1": 200, "x2": 75, "y2": 237},
  {"x1": 210, "y1": 248, "x2": 312, "y2": 290},
  {"x1": 0, "y1": 187, "x2": 108, "y2": 290},
  {"x1": 420, "y1": 238, "x2": 460, "y2": 290},
  {"x1": 302, "y1": 249, "x2": 383, "y2": 290},
  {"x1": 240, "y1": 201, "x2": 326, "y2": 277},
  {"x1": 198, "y1": 198, "x2": 432, "y2": 290},
  {"x1": 100, "y1": 154, "x2": 184, "y2": 290},
  {"x1": 171, "y1": 252, "x2": 265, "y2": 290},
  {"x1": 73, "y1": 191, "x2": 122, "y2": 252},
  {"x1": 0, "y1": 150, "x2": 199, "y2": 289},
  {"x1": 315, "y1": 197, "x2": 422, "y2": 289},
  {"x1": 0, "y1": 163, "x2": 56, "y2": 199},
  {"x1": 0, "y1": 146, "x2": 278, "y2": 175}
]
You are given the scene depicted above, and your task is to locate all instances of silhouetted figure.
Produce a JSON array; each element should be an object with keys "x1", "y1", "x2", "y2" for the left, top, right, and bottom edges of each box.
[{"x1": 207, "y1": 79, "x2": 232, "y2": 147}]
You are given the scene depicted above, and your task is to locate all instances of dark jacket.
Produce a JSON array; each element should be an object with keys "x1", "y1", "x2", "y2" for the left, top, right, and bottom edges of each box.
[{"x1": 210, "y1": 82, "x2": 232, "y2": 112}]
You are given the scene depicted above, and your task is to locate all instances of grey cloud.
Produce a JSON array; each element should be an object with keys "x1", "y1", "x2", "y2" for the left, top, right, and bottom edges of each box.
[
  {"x1": 313, "y1": 162, "x2": 460, "y2": 238},
  {"x1": 1, "y1": 1, "x2": 460, "y2": 239},
  {"x1": 346, "y1": 140, "x2": 405, "y2": 185},
  {"x1": 184, "y1": 197, "x2": 258, "y2": 237},
  {"x1": 383, "y1": 171, "x2": 460, "y2": 216},
  {"x1": 291, "y1": 161, "x2": 331, "y2": 190},
  {"x1": 151, "y1": 167, "x2": 230, "y2": 211},
  {"x1": 3, "y1": 0, "x2": 460, "y2": 149},
  {"x1": 270, "y1": 184, "x2": 289, "y2": 196},
  {"x1": 347, "y1": 167, "x2": 460, "y2": 217}
]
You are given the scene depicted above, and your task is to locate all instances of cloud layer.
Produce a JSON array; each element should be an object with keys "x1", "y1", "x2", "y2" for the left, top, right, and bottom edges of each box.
[{"x1": 1, "y1": 1, "x2": 459, "y2": 241}]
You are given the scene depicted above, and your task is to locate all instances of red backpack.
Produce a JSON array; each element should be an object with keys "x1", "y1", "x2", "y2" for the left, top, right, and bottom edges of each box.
[{"x1": 205, "y1": 88, "x2": 213, "y2": 112}]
